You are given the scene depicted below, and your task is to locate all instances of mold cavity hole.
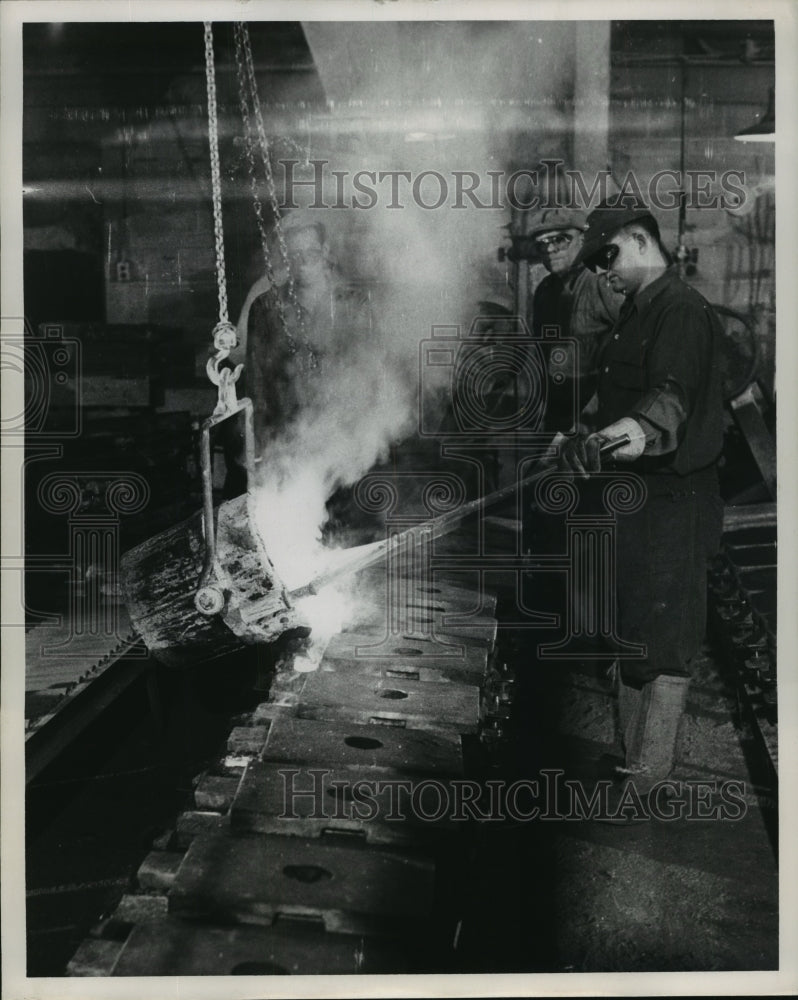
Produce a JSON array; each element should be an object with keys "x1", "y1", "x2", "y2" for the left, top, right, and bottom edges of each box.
[
  {"x1": 386, "y1": 668, "x2": 419, "y2": 680},
  {"x1": 393, "y1": 646, "x2": 423, "y2": 656},
  {"x1": 344, "y1": 735, "x2": 383, "y2": 750},
  {"x1": 283, "y1": 864, "x2": 333, "y2": 884},
  {"x1": 417, "y1": 586, "x2": 442, "y2": 593},
  {"x1": 380, "y1": 689, "x2": 409, "y2": 700}
]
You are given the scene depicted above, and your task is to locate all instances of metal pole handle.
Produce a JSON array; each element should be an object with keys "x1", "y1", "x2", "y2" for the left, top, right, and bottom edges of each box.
[{"x1": 194, "y1": 397, "x2": 257, "y2": 616}]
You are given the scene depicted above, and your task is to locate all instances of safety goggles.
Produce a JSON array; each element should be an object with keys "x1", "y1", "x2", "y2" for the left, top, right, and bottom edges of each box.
[
  {"x1": 585, "y1": 243, "x2": 621, "y2": 273},
  {"x1": 534, "y1": 232, "x2": 574, "y2": 253}
]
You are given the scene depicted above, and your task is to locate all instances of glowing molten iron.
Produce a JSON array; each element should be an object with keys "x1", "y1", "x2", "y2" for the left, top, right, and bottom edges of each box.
[{"x1": 251, "y1": 479, "x2": 381, "y2": 672}]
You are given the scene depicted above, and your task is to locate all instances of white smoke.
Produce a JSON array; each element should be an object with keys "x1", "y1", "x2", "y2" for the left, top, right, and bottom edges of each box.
[
  {"x1": 250, "y1": 184, "x2": 506, "y2": 593},
  {"x1": 246, "y1": 26, "x2": 549, "y2": 595}
]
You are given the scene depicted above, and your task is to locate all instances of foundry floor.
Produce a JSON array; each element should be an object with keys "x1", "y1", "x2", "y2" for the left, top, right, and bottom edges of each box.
[
  {"x1": 455, "y1": 638, "x2": 778, "y2": 972},
  {"x1": 24, "y1": 630, "x2": 778, "y2": 976}
]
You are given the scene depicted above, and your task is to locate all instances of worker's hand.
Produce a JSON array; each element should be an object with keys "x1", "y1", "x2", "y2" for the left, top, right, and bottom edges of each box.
[
  {"x1": 557, "y1": 432, "x2": 603, "y2": 477},
  {"x1": 596, "y1": 417, "x2": 647, "y2": 461}
]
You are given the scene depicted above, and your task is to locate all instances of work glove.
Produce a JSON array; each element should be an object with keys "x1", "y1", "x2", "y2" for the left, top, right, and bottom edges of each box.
[
  {"x1": 557, "y1": 432, "x2": 604, "y2": 477},
  {"x1": 595, "y1": 417, "x2": 647, "y2": 461}
]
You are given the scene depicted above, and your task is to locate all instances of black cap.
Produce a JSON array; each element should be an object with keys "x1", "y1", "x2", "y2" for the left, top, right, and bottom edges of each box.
[{"x1": 575, "y1": 197, "x2": 655, "y2": 271}]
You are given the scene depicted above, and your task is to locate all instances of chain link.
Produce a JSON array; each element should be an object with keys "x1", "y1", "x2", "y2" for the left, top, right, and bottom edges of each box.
[
  {"x1": 203, "y1": 22, "x2": 244, "y2": 415},
  {"x1": 203, "y1": 22, "x2": 230, "y2": 328},
  {"x1": 234, "y1": 21, "x2": 318, "y2": 372},
  {"x1": 237, "y1": 25, "x2": 295, "y2": 297},
  {"x1": 232, "y1": 24, "x2": 272, "y2": 274},
  {"x1": 232, "y1": 24, "x2": 296, "y2": 356}
]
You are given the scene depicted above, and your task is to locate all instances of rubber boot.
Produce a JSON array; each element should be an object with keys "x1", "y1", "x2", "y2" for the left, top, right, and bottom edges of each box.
[
  {"x1": 616, "y1": 669, "x2": 643, "y2": 774},
  {"x1": 625, "y1": 674, "x2": 690, "y2": 789},
  {"x1": 599, "y1": 672, "x2": 690, "y2": 825}
]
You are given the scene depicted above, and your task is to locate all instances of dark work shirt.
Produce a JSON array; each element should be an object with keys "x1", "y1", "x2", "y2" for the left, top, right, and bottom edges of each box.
[
  {"x1": 531, "y1": 265, "x2": 622, "y2": 431},
  {"x1": 531, "y1": 265, "x2": 622, "y2": 375},
  {"x1": 594, "y1": 267, "x2": 724, "y2": 477}
]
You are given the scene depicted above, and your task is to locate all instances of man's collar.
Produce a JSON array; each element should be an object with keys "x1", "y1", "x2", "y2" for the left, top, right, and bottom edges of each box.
[
  {"x1": 629, "y1": 265, "x2": 676, "y2": 312},
  {"x1": 563, "y1": 262, "x2": 587, "y2": 288}
]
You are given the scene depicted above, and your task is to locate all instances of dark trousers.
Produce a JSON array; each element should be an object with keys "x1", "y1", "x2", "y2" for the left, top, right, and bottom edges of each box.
[{"x1": 614, "y1": 470, "x2": 724, "y2": 686}]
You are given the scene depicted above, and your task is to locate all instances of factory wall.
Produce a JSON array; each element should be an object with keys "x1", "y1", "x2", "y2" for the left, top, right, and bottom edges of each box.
[
  {"x1": 609, "y1": 58, "x2": 775, "y2": 390},
  {"x1": 21, "y1": 22, "x2": 776, "y2": 417}
]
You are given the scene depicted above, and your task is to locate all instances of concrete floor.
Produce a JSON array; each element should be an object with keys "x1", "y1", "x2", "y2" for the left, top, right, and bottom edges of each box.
[{"x1": 455, "y1": 640, "x2": 778, "y2": 972}]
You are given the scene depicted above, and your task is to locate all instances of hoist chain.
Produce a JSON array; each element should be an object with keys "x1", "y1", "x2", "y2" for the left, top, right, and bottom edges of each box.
[
  {"x1": 203, "y1": 21, "x2": 241, "y2": 414},
  {"x1": 203, "y1": 21, "x2": 231, "y2": 328},
  {"x1": 232, "y1": 23, "x2": 295, "y2": 355},
  {"x1": 233, "y1": 21, "x2": 318, "y2": 372}
]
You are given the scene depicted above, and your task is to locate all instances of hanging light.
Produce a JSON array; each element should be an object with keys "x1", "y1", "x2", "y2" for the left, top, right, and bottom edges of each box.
[{"x1": 734, "y1": 86, "x2": 775, "y2": 142}]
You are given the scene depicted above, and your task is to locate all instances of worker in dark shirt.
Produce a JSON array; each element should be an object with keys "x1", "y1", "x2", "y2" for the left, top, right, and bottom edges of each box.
[
  {"x1": 528, "y1": 207, "x2": 623, "y2": 433},
  {"x1": 523, "y1": 208, "x2": 624, "y2": 637},
  {"x1": 558, "y1": 200, "x2": 725, "y2": 811}
]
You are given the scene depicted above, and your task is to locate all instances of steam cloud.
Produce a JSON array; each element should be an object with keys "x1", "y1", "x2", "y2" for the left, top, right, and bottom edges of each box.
[
  {"x1": 249, "y1": 183, "x2": 506, "y2": 592},
  {"x1": 243, "y1": 27, "x2": 535, "y2": 595}
]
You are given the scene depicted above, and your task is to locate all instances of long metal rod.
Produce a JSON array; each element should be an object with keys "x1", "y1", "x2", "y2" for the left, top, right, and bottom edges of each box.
[
  {"x1": 196, "y1": 397, "x2": 256, "y2": 594},
  {"x1": 289, "y1": 435, "x2": 630, "y2": 600}
]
